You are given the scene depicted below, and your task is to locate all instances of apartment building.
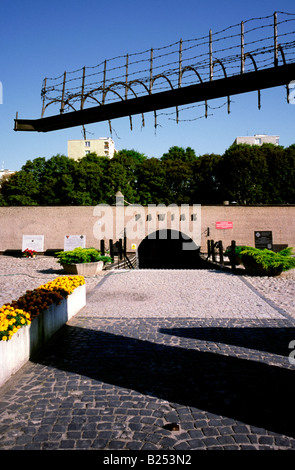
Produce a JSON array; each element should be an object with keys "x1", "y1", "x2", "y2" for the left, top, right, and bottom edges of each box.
[
  {"x1": 233, "y1": 134, "x2": 280, "y2": 146},
  {"x1": 0, "y1": 169, "x2": 15, "y2": 186},
  {"x1": 68, "y1": 138, "x2": 116, "y2": 161}
]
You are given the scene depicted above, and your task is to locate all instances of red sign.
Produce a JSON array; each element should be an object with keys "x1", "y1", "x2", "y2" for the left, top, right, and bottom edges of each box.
[{"x1": 216, "y1": 221, "x2": 233, "y2": 229}]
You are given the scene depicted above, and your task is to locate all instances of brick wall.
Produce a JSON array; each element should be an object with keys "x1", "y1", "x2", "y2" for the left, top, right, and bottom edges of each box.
[{"x1": 0, "y1": 205, "x2": 294, "y2": 254}]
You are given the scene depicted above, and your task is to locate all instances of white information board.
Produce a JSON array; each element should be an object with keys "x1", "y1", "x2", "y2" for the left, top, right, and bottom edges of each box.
[
  {"x1": 22, "y1": 235, "x2": 44, "y2": 252},
  {"x1": 64, "y1": 235, "x2": 86, "y2": 251}
]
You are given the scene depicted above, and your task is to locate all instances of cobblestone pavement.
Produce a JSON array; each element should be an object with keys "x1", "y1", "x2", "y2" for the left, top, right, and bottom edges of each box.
[{"x1": 1, "y1": 261, "x2": 295, "y2": 452}]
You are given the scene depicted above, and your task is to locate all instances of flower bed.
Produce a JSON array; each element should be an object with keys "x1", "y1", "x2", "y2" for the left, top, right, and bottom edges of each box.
[{"x1": 0, "y1": 276, "x2": 86, "y2": 387}]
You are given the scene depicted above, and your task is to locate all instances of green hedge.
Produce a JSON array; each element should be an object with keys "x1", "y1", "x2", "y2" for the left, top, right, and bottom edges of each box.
[{"x1": 239, "y1": 246, "x2": 295, "y2": 272}]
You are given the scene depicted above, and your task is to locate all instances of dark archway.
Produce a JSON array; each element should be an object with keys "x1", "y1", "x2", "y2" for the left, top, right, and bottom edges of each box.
[{"x1": 137, "y1": 229, "x2": 203, "y2": 269}]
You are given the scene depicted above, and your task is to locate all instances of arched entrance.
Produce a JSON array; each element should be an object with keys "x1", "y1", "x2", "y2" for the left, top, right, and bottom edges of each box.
[{"x1": 137, "y1": 229, "x2": 202, "y2": 269}]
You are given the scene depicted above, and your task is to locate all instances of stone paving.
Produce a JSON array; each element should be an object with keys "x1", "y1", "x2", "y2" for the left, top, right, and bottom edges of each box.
[{"x1": 1, "y1": 259, "x2": 295, "y2": 452}]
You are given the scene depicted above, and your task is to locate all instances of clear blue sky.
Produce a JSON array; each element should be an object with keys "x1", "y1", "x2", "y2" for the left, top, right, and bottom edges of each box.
[{"x1": 1, "y1": 0, "x2": 295, "y2": 171}]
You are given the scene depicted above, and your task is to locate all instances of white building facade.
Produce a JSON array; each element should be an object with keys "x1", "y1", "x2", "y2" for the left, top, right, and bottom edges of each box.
[
  {"x1": 0, "y1": 169, "x2": 15, "y2": 185},
  {"x1": 233, "y1": 134, "x2": 280, "y2": 146},
  {"x1": 68, "y1": 138, "x2": 116, "y2": 161}
]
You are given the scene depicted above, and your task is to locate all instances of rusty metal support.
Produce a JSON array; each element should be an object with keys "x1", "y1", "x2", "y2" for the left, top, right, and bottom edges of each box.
[
  {"x1": 178, "y1": 38, "x2": 183, "y2": 89},
  {"x1": 274, "y1": 11, "x2": 278, "y2": 67},
  {"x1": 102, "y1": 60, "x2": 107, "y2": 105},
  {"x1": 209, "y1": 29, "x2": 213, "y2": 81},
  {"x1": 81, "y1": 67, "x2": 86, "y2": 111},
  {"x1": 241, "y1": 21, "x2": 245, "y2": 74},
  {"x1": 41, "y1": 78, "x2": 47, "y2": 118},
  {"x1": 60, "y1": 72, "x2": 67, "y2": 114}
]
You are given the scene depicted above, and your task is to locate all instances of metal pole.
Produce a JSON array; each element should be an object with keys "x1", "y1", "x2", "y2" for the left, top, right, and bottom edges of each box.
[
  {"x1": 231, "y1": 240, "x2": 236, "y2": 271},
  {"x1": 210, "y1": 240, "x2": 215, "y2": 262},
  {"x1": 218, "y1": 241, "x2": 224, "y2": 264},
  {"x1": 125, "y1": 54, "x2": 129, "y2": 100},
  {"x1": 102, "y1": 60, "x2": 107, "y2": 104},
  {"x1": 119, "y1": 239, "x2": 123, "y2": 260},
  {"x1": 60, "y1": 71, "x2": 66, "y2": 114},
  {"x1": 241, "y1": 21, "x2": 245, "y2": 74},
  {"x1": 274, "y1": 12, "x2": 278, "y2": 67},
  {"x1": 178, "y1": 39, "x2": 183, "y2": 89},
  {"x1": 81, "y1": 66, "x2": 85, "y2": 110},
  {"x1": 209, "y1": 29, "x2": 213, "y2": 81},
  {"x1": 123, "y1": 229, "x2": 127, "y2": 257},
  {"x1": 109, "y1": 239, "x2": 114, "y2": 259},
  {"x1": 100, "y1": 239, "x2": 105, "y2": 256},
  {"x1": 149, "y1": 48, "x2": 153, "y2": 94},
  {"x1": 41, "y1": 78, "x2": 47, "y2": 118}
]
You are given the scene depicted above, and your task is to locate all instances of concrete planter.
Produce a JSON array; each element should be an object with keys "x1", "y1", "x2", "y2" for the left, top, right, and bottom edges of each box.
[
  {"x1": 0, "y1": 284, "x2": 86, "y2": 388},
  {"x1": 62, "y1": 261, "x2": 104, "y2": 275}
]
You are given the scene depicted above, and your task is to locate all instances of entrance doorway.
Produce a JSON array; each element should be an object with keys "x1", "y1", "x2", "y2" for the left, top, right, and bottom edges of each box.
[{"x1": 137, "y1": 229, "x2": 201, "y2": 269}]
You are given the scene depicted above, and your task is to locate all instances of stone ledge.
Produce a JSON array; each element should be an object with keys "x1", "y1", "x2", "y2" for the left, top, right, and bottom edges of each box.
[{"x1": 0, "y1": 284, "x2": 86, "y2": 388}]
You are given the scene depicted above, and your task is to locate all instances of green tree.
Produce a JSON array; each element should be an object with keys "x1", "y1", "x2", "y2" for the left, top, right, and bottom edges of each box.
[
  {"x1": 191, "y1": 153, "x2": 223, "y2": 204},
  {"x1": 220, "y1": 144, "x2": 268, "y2": 204},
  {"x1": 159, "y1": 146, "x2": 197, "y2": 204},
  {"x1": 161, "y1": 146, "x2": 197, "y2": 163},
  {"x1": 262, "y1": 144, "x2": 295, "y2": 204},
  {"x1": 72, "y1": 153, "x2": 109, "y2": 205},
  {"x1": 0, "y1": 171, "x2": 40, "y2": 205},
  {"x1": 105, "y1": 149, "x2": 146, "y2": 204},
  {"x1": 136, "y1": 157, "x2": 166, "y2": 204},
  {"x1": 40, "y1": 155, "x2": 77, "y2": 205}
]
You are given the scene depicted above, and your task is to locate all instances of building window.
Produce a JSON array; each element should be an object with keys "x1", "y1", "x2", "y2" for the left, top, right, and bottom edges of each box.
[
  {"x1": 85, "y1": 150, "x2": 90, "y2": 155},
  {"x1": 255, "y1": 138, "x2": 261, "y2": 145},
  {"x1": 85, "y1": 141, "x2": 90, "y2": 147}
]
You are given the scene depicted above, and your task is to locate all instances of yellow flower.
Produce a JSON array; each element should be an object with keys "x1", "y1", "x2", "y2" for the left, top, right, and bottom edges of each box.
[{"x1": 0, "y1": 275, "x2": 84, "y2": 341}]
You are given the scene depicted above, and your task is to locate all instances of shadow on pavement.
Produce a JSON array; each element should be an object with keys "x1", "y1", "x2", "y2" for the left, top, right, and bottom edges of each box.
[
  {"x1": 159, "y1": 325, "x2": 295, "y2": 357},
  {"x1": 32, "y1": 323, "x2": 295, "y2": 438}
]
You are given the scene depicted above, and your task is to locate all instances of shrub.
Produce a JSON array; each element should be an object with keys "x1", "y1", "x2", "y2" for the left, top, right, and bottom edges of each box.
[
  {"x1": 224, "y1": 245, "x2": 247, "y2": 257},
  {"x1": 56, "y1": 247, "x2": 112, "y2": 265},
  {"x1": 239, "y1": 246, "x2": 295, "y2": 275}
]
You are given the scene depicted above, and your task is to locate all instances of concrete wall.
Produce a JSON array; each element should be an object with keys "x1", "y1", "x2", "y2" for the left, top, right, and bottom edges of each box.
[{"x1": 0, "y1": 205, "x2": 294, "y2": 254}]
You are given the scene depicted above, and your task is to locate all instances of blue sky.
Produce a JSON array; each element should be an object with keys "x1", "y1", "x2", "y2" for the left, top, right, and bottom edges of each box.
[{"x1": 1, "y1": 0, "x2": 295, "y2": 171}]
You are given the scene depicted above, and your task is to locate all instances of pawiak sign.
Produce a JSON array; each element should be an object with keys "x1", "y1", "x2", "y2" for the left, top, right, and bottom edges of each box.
[{"x1": 216, "y1": 221, "x2": 233, "y2": 229}]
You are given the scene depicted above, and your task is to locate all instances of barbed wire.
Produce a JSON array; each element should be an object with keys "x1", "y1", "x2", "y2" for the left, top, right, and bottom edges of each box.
[{"x1": 40, "y1": 11, "x2": 295, "y2": 128}]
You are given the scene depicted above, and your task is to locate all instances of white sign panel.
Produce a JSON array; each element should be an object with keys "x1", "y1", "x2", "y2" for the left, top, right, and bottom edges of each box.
[
  {"x1": 22, "y1": 235, "x2": 44, "y2": 252},
  {"x1": 64, "y1": 235, "x2": 86, "y2": 251}
]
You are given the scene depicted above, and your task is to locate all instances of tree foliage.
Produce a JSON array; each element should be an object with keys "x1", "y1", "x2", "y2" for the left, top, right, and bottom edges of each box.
[{"x1": 1, "y1": 144, "x2": 295, "y2": 206}]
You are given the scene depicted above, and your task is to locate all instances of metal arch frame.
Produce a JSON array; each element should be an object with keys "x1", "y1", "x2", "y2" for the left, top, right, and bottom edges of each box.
[
  {"x1": 102, "y1": 81, "x2": 146, "y2": 130},
  {"x1": 180, "y1": 65, "x2": 209, "y2": 118},
  {"x1": 151, "y1": 73, "x2": 178, "y2": 125},
  {"x1": 211, "y1": 59, "x2": 231, "y2": 114},
  {"x1": 243, "y1": 52, "x2": 261, "y2": 109}
]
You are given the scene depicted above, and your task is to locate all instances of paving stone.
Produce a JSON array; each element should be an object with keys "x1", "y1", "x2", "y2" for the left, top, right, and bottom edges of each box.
[{"x1": 1, "y1": 266, "x2": 295, "y2": 451}]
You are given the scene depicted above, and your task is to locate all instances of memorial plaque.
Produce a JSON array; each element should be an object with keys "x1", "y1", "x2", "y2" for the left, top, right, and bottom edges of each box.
[
  {"x1": 64, "y1": 235, "x2": 86, "y2": 251},
  {"x1": 22, "y1": 235, "x2": 44, "y2": 252},
  {"x1": 254, "y1": 231, "x2": 273, "y2": 250}
]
